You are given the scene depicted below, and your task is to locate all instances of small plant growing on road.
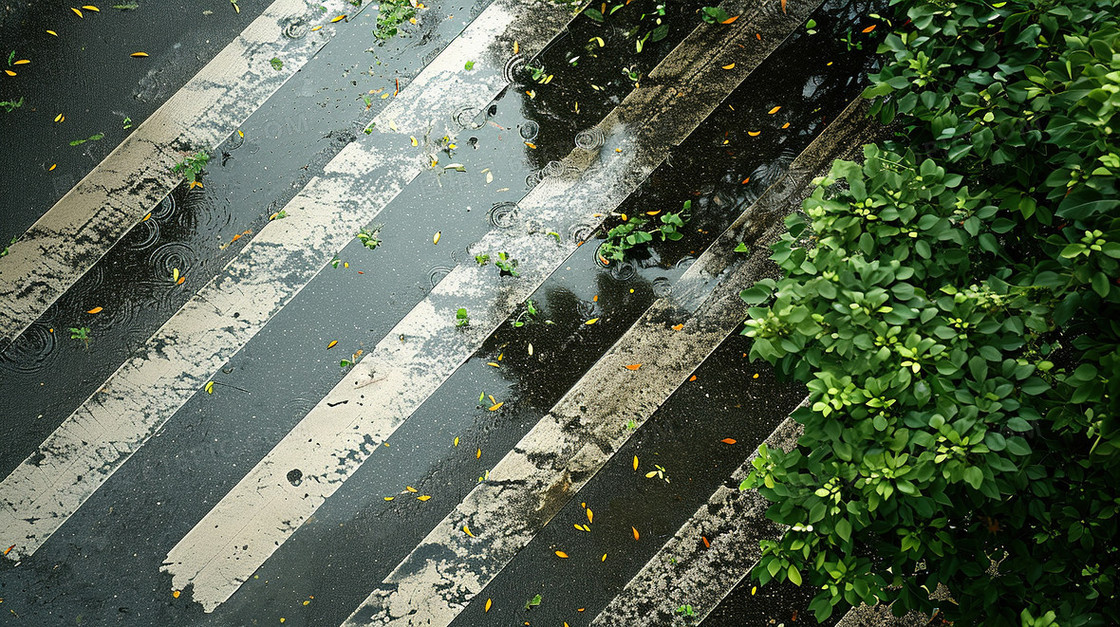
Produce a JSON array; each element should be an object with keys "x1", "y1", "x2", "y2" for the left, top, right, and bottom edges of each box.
[
  {"x1": 512, "y1": 299, "x2": 539, "y2": 327},
  {"x1": 599, "y1": 200, "x2": 690, "y2": 262},
  {"x1": 172, "y1": 151, "x2": 209, "y2": 188},
  {"x1": 69, "y1": 326, "x2": 91, "y2": 348},
  {"x1": 269, "y1": 57, "x2": 283, "y2": 71},
  {"x1": 474, "y1": 253, "x2": 490, "y2": 266},
  {"x1": 0, "y1": 97, "x2": 24, "y2": 113},
  {"x1": 495, "y1": 252, "x2": 519, "y2": 277},
  {"x1": 676, "y1": 604, "x2": 696, "y2": 617},
  {"x1": 356, "y1": 226, "x2": 382, "y2": 250},
  {"x1": 374, "y1": 0, "x2": 416, "y2": 40},
  {"x1": 455, "y1": 307, "x2": 469, "y2": 328}
]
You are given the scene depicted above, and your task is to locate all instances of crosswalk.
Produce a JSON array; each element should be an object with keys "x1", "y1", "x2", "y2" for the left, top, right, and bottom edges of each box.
[{"x1": 0, "y1": 0, "x2": 908, "y2": 623}]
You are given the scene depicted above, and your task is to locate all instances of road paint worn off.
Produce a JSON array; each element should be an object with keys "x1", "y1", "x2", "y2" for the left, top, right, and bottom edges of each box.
[
  {"x1": 156, "y1": 0, "x2": 593, "y2": 612},
  {"x1": 0, "y1": 0, "x2": 350, "y2": 348},
  {"x1": 339, "y1": 93, "x2": 873, "y2": 627},
  {"x1": 165, "y1": 0, "x2": 829, "y2": 615},
  {"x1": 0, "y1": 0, "x2": 570, "y2": 566},
  {"x1": 588, "y1": 99, "x2": 881, "y2": 627}
]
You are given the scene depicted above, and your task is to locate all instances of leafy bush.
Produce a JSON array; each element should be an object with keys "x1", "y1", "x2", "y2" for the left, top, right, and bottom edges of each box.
[{"x1": 741, "y1": 0, "x2": 1120, "y2": 624}]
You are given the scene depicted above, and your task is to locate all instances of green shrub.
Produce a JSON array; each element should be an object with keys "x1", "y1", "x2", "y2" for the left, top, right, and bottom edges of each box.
[{"x1": 741, "y1": 0, "x2": 1120, "y2": 623}]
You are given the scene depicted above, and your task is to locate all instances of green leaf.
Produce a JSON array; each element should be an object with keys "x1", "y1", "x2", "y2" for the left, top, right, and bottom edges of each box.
[
  {"x1": 835, "y1": 517, "x2": 852, "y2": 542},
  {"x1": 734, "y1": 242, "x2": 750, "y2": 253},
  {"x1": 464, "y1": 60, "x2": 475, "y2": 71},
  {"x1": 787, "y1": 565, "x2": 802, "y2": 586}
]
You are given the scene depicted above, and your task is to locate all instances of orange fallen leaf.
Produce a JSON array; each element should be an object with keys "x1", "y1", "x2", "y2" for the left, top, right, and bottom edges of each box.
[
  {"x1": 756, "y1": 32, "x2": 762, "y2": 40},
  {"x1": 768, "y1": 106, "x2": 781, "y2": 114},
  {"x1": 524, "y1": 141, "x2": 537, "y2": 149},
  {"x1": 720, "y1": 15, "x2": 738, "y2": 24},
  {"x1": 310, "y1": 25, "x2": 323, "y2": 31},
  {"x1": 625, "y1": 364, "x2": 642, "y2": 371},
  {"x1": 4, "y1": 69, "x2": 15, "y2": 76},
  {"x1": 862, "y1": 24, "x2": 877, "y2": 33},
  {"x1": 721, "y1": 438, "x2": 737, "y2": 444},
  {"x1": 172, "y1": 590, "x2": 181, "y2": 598},
  {"x1": 49, "y1": 163, "x2": 58, "y2": 171},
  {"x1": 782, "y1": 122, "x2": 790, "y2": 129},
  {"x1": 176, "y1": 276, "x2": 186, "y2": 284},
  {"x1": 740, "y1": 177, "x2": 750, "y2": 184},
  {"x1": 555, "y1": 550, "x2": 569, "y2": 558},
  {"x1": 672, "y1": 323, "x2": 684, "y2": 330},
  {"x1": 748, "y1": 131, "x2": 761, "y2": 137},
  {"x1": 13, "y1": 59, "x2": 29, "y2": 65},
  {"x1": 780, "y1": 0, "x2": 786, "y2": 12},
  {"x1": 3, "y1": 544, "x2": 14, "y2": 555},
  {"x1": 86, "y1": 306, "x2": 103, "y2": 314},
  {"x1": 632, "y1": 526, "x2": 640, "y2": 540},
  {"x1": 593, "y1": 294, "x2": 599, "y2": 302},
  {"x1": 488, "y1": 402, "x2": 504, "y2": 411},
  {"x1": 702, "y1": 536, "x2": 710, "y2": 548},
  {"x1": 142, "y1": 212, "x2": 151, "y2": 221},
  {"x1": 327, "y1": 340, "x2": 338, "y2": 350},
  {"x1": 689, "y1": 375, "x2": 697, "y2": 382}
]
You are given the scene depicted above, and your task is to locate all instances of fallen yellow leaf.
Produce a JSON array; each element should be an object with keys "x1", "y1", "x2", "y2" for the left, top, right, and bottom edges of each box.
[
  {"x1": 433, "y1": 231, "x2": 441, "y2": 244},
  {"x1": 464, "y1": 525, "x2": 474, "y2": 537},
  {"x1": 410, "y1": 135, "x2": 418, "y2": 147},
  {"x1": 417, "y1": 495, "x2": 431, "y2": 501},
  {"x1": 632, "y1": 526, "x2": 640, "y2": 540},
  {"x1": 585, "y1": 318, "x2": 599, "y2": 325},
  {"x1": 331, "y1": 14, "x2": 346, "y2": 22},
  {"x1": 86, "y1": 306, "x2": 103, "y2": 314},
  {"x1": 311, "y1": 25, "x2": 323, "y2": 31},
  {"x1": 602, "y1": 553, "x2": 607, "y2": 561},
  {"x1": 476, "y1": 448, "x2": 481, "y2": 459},
  {"x1": 672, "y1": 323, "x2": 684, "y2": 331},
  {"x1": 46, "y1": 29, "x2": 58, "y2": 36},
  {"x1": 71, "y1": 7, "x2": 83, "y2": 17},
  {"x1": 485, "y1": 598, "x2": 492, "y2": 612},
  {"x1": 405, "y1": 486, "x2": 418, "y2": 493},
  {"x1": 172, "y1": 590, "x2": 180, "y2": 598},
  {"x1": 748, "y1": 131, "x2": 761, "y2": 137},
  {"x1": 486, "y1": 362, "x2": 500, "y2": 368},
  {"x1": 586, "y1": 508, "x2": 593, "y2": 524},
  {"x1": 555, "y1": 550, "x2": 569, "y2": 558},
  {"x1": 130, "y1": 52, "x2": 149, "y2": 57},
  {"x1": 633, "y1": 455, "x2": 638, "y2": 471},
  {"x1": 722, "y1": 63, "x2": 735, "y2": 70},
  {"x1": 454, "y1": 436, "x2": 459, "y2": 447},
  {"x1": 513, "y1": 40, "x2": 519, "y2": 54},
  {"x1": 768, "y1": 106, "x2": 781, "y2": 114},
  {"x1": 524, "y1": 141, "x2": 537, "y2": 149},
  {"x1": 488, "y1": 402, "x2": 504, "y2": 411},
  {"x1": 13, "y1": 59, "x2": 29, "y2": 65},
  {"x1": 4, "y1": 70, "x2": 15, "y2": 76},
  {"x1": 205, "y1": 381, "x2": 214, "y2": 394},
  {"x1": 49, "y1": 163, "x2": 57, "y2": 171},
  {"x1": 384, "y1": 496, "x2": 394, "y2": 501},
  {"x1": 81, "y1": 5, "x2": 99, "y2": 11}
]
